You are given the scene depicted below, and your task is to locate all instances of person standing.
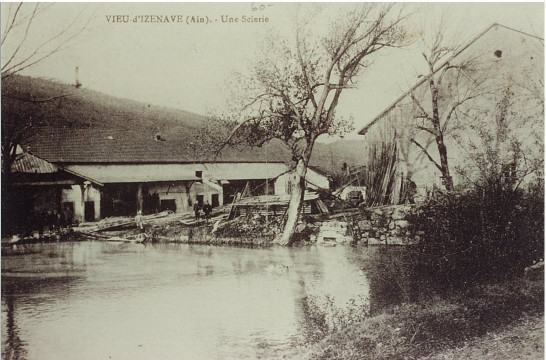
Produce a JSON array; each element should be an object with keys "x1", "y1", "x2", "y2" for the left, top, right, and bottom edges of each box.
[
  {"x1": 203, "y1": 201, "x2": 212, "y2": 224},
  {"x1": 135, "y1": 210, "x2": 144, "y2": 230},
  {"x1": 193, "y1": 201, "x2": 201, "y2": 221},
  {"x1": 64, "y1": 206, "x2": 73, "y2": 227}
]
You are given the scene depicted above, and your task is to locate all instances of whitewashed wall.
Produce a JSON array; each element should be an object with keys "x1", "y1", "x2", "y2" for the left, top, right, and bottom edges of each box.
[
  {"x1": 188, "y1": 180, "x2": 223, "y2": 207},
  {"x1": 61, "y1": 184, "x2": 101, "y2": 222},
  {"x1": 148, "y1": 182, "x2": 189, "y2": 213}
]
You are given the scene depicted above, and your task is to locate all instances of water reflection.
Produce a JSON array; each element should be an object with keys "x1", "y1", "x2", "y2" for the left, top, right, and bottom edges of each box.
[
  {"x1": 2, "y1": 275, "x2": 82, "y2": 360},
  {"x1": 3, "y1": 294, "x2": 28, "y2": 360},
  {"x1": 1, "y1": 242, "x2": 408, "y2": 359},
  {"x1": 362, "y1": 247, "x2": 424, "y2": 315}
]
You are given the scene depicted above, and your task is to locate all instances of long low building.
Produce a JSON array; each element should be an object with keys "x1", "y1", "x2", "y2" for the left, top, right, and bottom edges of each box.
[{"x1": 9, "y1": 128, "x2": 329, "y2": 226}]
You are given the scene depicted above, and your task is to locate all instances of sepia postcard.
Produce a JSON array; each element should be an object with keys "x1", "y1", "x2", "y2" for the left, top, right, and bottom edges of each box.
[{"x1": 1, "y1": 3, "x2": 544, "y2": 360}]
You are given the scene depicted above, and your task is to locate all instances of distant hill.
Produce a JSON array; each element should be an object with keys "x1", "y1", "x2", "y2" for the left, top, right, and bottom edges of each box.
[
  {"x1": 310, "y1": 140, "x2": 368, "y2": 175},
  {"x1": 3, "y1": 75, "x2": 366, "y2": 174}
]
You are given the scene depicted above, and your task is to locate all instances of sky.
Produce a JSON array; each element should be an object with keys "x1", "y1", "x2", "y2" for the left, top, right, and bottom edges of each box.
[{"x1": 1, "y1": 2, "x2": 544, "y2": 141}]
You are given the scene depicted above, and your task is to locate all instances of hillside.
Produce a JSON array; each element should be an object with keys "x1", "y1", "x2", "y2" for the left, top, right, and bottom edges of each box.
[
  {"x1": 2, "y1": 75, "x2": 207, "y2": 134},
  {"x1": 2, "y1": 75, "x2": 366, "y2": 173}
]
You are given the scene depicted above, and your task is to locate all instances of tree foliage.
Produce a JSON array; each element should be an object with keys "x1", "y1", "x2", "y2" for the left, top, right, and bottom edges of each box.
[{"x1": 408, "y1": 177, "x2": 544, "y2": 288}]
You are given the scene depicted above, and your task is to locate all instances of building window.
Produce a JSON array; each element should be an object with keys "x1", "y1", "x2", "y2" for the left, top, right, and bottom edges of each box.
[
  {"x1": 160, "y1": 199, "x2": 176, "y2": 212},
  {"x1": 195, "y1": 171, "x2": 202, "y2": 178}
]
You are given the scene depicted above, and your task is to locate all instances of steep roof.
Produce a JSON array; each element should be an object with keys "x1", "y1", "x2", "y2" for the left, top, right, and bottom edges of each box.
[
  {"x1": 24, "y1": 128, "x2": 290, "y2": 164},
  {"x1": 11, "y1": 152, "x2": 58, "y2": 173},
  {"x1": 357, "y1": 23, "x2": 544, "y2": 135}
]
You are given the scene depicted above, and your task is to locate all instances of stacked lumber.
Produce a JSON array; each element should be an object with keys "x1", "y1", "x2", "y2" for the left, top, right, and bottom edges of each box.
[
  {"x1": 227, "y1": 191, "x2": 329, "y2": 217},
  {"x1": 75, "y1": 211, "x2": 174, "y2": 233}
]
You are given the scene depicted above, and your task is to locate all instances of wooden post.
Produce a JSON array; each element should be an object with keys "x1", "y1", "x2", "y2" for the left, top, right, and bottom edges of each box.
[
  {"x1": 137, "y1": 183, "x2": 143, "y2": 213},
  {"x1": 78, "y1": 184, "x2": 85, "y2": 223},
  {"x1": 265, "y1": 179, "x2": 269, "y2": 228}
]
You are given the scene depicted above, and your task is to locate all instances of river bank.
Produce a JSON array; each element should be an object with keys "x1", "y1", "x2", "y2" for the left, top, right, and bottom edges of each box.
[
  {"x1": 4, "y1": 205, "x2": 418, "y2": 249},
  {"x1": 420, "y1": 314, "x2": 543, "y2": 360},
  {"x1": 283, "y1": 278, "x2": 543, "y2": 360}
]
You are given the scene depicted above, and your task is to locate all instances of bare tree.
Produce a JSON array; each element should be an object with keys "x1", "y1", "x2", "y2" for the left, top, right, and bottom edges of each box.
[
  {"x1": 406, "y1": 20, "x2": 493, "y2": 191},
  {"x1": 212, "y1": 4, "x2": 408, "y2": 245},
  {"x1": 1, "y1": 3, "x2": 93, "y2": 79},
  {"x1": 1, "y1": 3, "x2": 93, "y2": 173}
]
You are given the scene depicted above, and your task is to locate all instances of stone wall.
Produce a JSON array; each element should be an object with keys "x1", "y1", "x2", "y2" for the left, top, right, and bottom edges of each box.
[
  {"x1": 355, "y1": 205, "x2": 419, "y2": 245},
  {"x1": 307, "y1": 204, "x2": 420, "y2": 245}
]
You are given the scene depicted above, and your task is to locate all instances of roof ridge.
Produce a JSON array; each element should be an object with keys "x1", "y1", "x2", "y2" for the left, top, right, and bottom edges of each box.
[{"x1": 495, "y1": 23, "x2": 544, "y2": 41}]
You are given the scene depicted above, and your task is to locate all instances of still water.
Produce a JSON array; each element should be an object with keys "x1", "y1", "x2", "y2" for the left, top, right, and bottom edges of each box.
[{"x1": 2, "y1": 241, "x2": 398, "y2": 360}]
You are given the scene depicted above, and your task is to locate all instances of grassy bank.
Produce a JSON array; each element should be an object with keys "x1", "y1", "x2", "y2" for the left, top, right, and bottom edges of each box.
[
  {"x1": 420, "y1": 314, "x2": 543, "y2": 360},
  {"x1": 286, "y1": 278, "x2": 543, "y2": 360}
]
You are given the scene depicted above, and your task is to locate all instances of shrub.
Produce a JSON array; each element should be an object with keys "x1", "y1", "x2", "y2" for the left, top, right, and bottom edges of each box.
[
  {"x1": 291, "y1": 279, "x2": 543, "y2": 360},
  {"x1": 407, "y1": 179, "x2": 544, "y2": 289},
  {"x1": 299, "y1": 294, "x2": 371, "y2": 343}
]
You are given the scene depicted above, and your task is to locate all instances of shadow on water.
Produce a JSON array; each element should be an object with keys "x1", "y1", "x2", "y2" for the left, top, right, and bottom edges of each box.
[
  {"x1": 3, "y1": 294, "x2": 27, "y2": 360},
  {"x1": 2, "y1": 275, "x2": 81, "y2": 360}
]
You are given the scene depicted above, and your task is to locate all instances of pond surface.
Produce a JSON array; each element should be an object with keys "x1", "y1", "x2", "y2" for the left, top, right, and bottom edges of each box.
[{"x1": 2, "y1": 241, "x2": 409, "y2": 360}]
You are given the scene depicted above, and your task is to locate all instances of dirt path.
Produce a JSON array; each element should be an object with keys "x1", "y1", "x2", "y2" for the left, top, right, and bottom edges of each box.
[{"x1": 421, "y1": 314, "x2": 544, "y2": 360}]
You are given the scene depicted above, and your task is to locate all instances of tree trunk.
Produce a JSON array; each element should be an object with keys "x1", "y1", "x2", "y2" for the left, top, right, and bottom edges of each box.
[
  {"x1": 430, "y1": 79, "x2": 454, "y2": 191},
  {"x1": 275, "y1": 142, "x2": 314, "y2": 246},
  {"x1": 436, "y1": 134, "x2": 454, "y2": 191}
]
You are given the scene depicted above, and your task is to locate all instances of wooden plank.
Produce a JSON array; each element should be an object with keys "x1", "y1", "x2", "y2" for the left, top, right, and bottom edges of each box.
[{"x1": 316, "y1": 199, "x2": 330, "y2": 213}]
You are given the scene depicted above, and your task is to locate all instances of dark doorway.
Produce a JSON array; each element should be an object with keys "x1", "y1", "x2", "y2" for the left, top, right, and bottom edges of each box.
[
  {"x1": 100, "y1": 184, "x2": 138, "y2": 218},
  {"x1": 84, "y1": 201, "x2": 95, "y2": 222},
  {"x1": 62, "y1": 202, "x2": 75, "y2": 224},
  {"x1": 2, "y1": 185, "x2": 33, "y2": 235},
  {"x1": 160, "y1": 199, "x2": 176, "y2": 212},
  {"x1": 196, "y1": 194, "x2": 204, "y2": 206},
  {"x1": 211, "y1": 194, "x2": 219, "y2": 207},
  {"x1": 143, "y1": 191, "x2": 160, "y2": 214}
]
